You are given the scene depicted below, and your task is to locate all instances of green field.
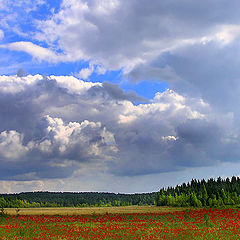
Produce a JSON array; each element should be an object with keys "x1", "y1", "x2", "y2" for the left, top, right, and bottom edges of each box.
[{"x1": 1, "y1": 207, "x2": 240, "y2": 239}]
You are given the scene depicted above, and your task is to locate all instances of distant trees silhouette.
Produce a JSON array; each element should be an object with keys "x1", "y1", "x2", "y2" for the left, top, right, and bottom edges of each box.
[{"x1": 0, "y1": 191, "x2": 157, "y2": 208}]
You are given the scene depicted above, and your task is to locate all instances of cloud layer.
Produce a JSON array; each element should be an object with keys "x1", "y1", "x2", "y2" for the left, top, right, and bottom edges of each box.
[
  {"x1": 0, "y1": 74, "x2": 239, "y2": 181},
  {"x1": 3, "y1": 0, "x2": 239, "y2": 71},
  {"x1": 1, "y1": 1, "x2": 240, "y2": 191}
]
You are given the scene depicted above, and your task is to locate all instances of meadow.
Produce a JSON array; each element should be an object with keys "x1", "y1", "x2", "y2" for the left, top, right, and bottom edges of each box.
[
  {"x1": 3, "y1": 205, "x2": 182, "y2": 216},
  {"x1": 0, "y1": 206, "x2": 240, "y2": 239}
]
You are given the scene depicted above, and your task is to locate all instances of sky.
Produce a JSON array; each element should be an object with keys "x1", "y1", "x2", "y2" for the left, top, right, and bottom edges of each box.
[{"x1": 1, "y1": 0, "x2": 240, "y2": 193}]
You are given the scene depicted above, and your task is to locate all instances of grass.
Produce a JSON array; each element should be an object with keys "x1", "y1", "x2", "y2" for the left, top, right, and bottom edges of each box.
[
  {"x1": 3, "y1": 205, "x2": 184, "y2": 216},
  {"x1": 1, "y1": 207, "x2": 240, "y2": 239}
]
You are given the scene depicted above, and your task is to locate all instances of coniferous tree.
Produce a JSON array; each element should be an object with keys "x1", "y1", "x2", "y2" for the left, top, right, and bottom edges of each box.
[{"x1": 156, "y1": 176, "x2": 240, "y2": 207}]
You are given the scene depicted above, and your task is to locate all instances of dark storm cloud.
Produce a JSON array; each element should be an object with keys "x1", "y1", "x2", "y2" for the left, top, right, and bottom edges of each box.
[
  {"x1": 176, "y1": 119, "x2": 220, "y2": 145},
  {"x1": 158, "y1": 41, "x2": 240, "y2": 114},
  {"x1": 0, "y1": 76, "x2": 75, "y2": 141},
  {"x1": 0, "y1": 75, "x2": 117, "y2": 179},
  {"x1": 0, "y1": 74, "x2": 240, "y2": 179},
  {"x1": 88, "y1": 82, "x2": 148, "y2": 103},
  {"x1": 109, "y1": 117, "x2": 236, "y2": 176}
]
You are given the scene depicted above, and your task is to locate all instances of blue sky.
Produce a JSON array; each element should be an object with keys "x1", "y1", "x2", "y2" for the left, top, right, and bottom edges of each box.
[
  {"x1": 0, "y1": 0, "x2": 168, "y2": 100},
  {"x1": 1, "y1": 0, "x2": 240, "y2": 193}
]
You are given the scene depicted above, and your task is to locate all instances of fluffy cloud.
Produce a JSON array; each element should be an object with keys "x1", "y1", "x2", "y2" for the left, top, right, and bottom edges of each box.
[
  {"x1": 4, "y1": 1, "x2": 240, "y2": 98},
  {"x1": 110, "y1": 90, "x2": 210, "y2": 175},
  {"x1": 2, "y1": 1, "x2": 240, "y2": 186},
  {"x1": 0, "y1": 131, "x2": 28, "y2": 160},
  {"x1": 0, "y1": 74, "x2": 239, "y2": 180},
  {"x1": 21, "y1": 0, "x2": 236, "y2": 71},
  {"x1": 0, "y1": 42, "x2": 60, "y2": 63},
  {"x1": 78, "y1": 64, "x2": 94, "y2": 80},
  {"x1": 0, "y1": 74, "x2": 99, "y2": 94},
  {"x1": 5, "y1": 0, "x2": 239, "y2": 117},
  {"x1": 35, "y1": 115, "x2": 117, "y2": 160},
  {"x1": 3, "y1": 0, "x2": 240, "y2": 81},
  {"x1": 0, "y1": 114, "x2": 116, "y2": 180}
]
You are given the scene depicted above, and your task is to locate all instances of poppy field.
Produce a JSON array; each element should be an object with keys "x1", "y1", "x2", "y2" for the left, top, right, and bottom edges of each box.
[{"x1": 0, "y1": 208, "x2": 240, "y2": 239}]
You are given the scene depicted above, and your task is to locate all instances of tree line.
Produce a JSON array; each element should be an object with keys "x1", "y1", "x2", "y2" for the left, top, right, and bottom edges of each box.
[
  {"x1": 157, "y1": 176, "x2": 240, "y2": 207},
  {"x1": 2, "y1": 176, "x2": 240, "y2": 208},
  {"x1": 0, "y1": 191, "x2": 157, "y2": 208}
]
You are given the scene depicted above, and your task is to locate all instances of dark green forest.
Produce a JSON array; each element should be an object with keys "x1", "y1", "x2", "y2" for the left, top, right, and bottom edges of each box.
[
  {"x1": 0, "y1": 191, "x2": 157, "y2": 208},
  {"x1": 2, "y1": 176, "x2": 240, "y2": 208},
  {"x1": 157, "y1": 176, "x2": 240, "y2": 207}
]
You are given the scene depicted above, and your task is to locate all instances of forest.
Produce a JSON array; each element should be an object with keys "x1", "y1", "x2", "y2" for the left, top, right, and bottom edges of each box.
[
  {"x1": 1, "y1": 176, "x2": 240, "y2": 208},
  {"x1": 157, "y1": 176, "x2": 240, "y2": 207},
  {"x1": 0, "y1": 191, "x2": 157, "y2": 208}
]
